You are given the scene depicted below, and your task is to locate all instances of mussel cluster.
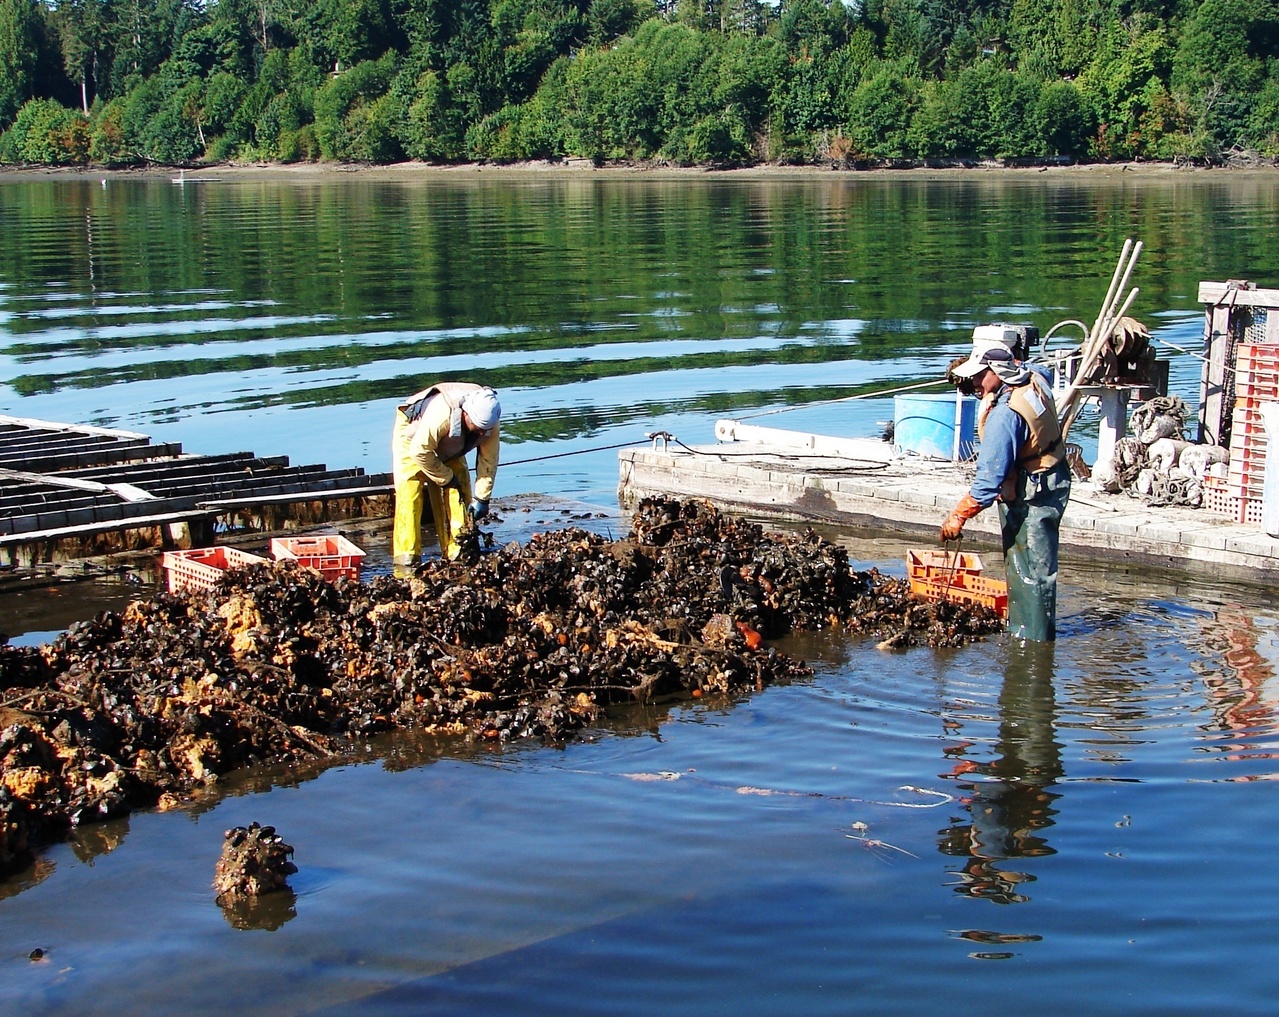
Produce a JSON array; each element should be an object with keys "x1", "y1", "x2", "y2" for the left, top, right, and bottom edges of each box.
[
  {"x1": 214, "y1": 822, "x2": 297, "y2": 899},
  {"x1": 0, "y1": 497, "x2": 1000, "y2": 877}
]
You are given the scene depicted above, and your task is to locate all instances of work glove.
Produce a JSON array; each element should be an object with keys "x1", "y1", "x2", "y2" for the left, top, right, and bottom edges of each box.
[
  {"x1": 940, "y1": 493, "x2": 983, "y2": 542},
  {"x1": 468, "y1": 499, "x2": 489, "y2": 520}
]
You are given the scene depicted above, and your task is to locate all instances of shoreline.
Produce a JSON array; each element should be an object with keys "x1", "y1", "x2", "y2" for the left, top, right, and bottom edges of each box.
[{"x1": 3, "y1": 158, "x2": 1279, "y2": 184}]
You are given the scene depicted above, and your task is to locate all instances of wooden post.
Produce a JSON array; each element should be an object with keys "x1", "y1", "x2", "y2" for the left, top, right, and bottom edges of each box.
[{"x1": 1198, "y1": 300, "x2": 1234, "y2": 445}]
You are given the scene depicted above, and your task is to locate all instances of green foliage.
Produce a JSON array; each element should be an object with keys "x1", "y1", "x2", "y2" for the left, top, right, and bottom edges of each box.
[
  {"x1": 1247, "y1": 77, "x2": 1279, "y2": 156},
  {"x1": 400, "y1": 68, "x2": 466, "y2": 160},
  {"x1": 0, "y1": 97, "x2": 89, "y2": 163},
  {"x1": 1076, "y1": 19, "x2": 1173, "y2": 159},
  {"x1": 313, "y1": 51, "x2": 398, "y2": 159},
  {"x1": 905, "y1": 59, "x2": 1041, "y2": 159},
  {"x1": 587, "y1": 0, "x2": 645, "y2": 44},
  {"x1": 88, "y1": 96, "x2": 130, "y2": 164},
  {"x1": 493, "y1": 0, "x2": 587, "y2": 102},
  {"x1": 120, "y1": 68, "x2": 205, "y2": 164},
  {"x1": 1008, "y1": 0, "x2": 1098, "y2": 80},
  {"x1": 670, "y1": 110, "x2": 750, "y2": 165},
  {"x1": 0, "y1": 0, "x2": 39, "y2": 126},
  {"x1": 1035, "y1": 79, "x2": 1092, "y2": 157},
  {"x1": 551, "y1": 19, "x2": 782, "y2": 161},
  {"x1": 0, "y1": 0, "x2": 1272, "y2": 167},
  {"x1": 1171, "y1": 0, "x2": 1279, "y2": 154},
  {"x1": 466, "y1": 57, "x2": 568, "y2": 160},
  {"x1": 846, "y1": 60, "x2": 920, "y2": 159}
]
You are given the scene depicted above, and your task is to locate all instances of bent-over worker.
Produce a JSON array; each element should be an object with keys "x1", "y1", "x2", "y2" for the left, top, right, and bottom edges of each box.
[
  {"x1": 392, "y1": 382, "x2": 500, "y2": 565},
  {"x1": 940, "y1": 339, "x2": 1071, "y2": 642}
]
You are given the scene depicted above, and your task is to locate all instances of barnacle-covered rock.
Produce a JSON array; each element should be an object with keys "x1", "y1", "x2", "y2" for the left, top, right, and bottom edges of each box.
[{"x1": 214, "y1": 822, "x2": 297, "y2": 898}]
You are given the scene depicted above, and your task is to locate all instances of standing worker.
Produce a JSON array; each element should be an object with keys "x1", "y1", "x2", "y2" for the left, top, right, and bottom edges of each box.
[
  {"x1": 940, "y1": 335, "x2": 1071, "y2": 641},
  {"x1": 392, "y1": 382, "x2": 501, "y2": 566}
]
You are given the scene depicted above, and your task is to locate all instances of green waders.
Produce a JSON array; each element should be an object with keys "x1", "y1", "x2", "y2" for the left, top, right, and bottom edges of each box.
[{"x1": 997, "y1": 460, "x2": 1071, "y2": 642}]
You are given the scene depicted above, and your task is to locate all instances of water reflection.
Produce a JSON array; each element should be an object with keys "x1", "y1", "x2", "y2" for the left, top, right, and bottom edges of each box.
[
  {"x1": 216, "y1": 887, "x2": 298, "y2": 932},
  {"x1": 938, "y1": 641, "x2": 1062, "y2": 905},
  {"x1": 1192, "y1": 604, "x2": 1279, "y2": 776}
]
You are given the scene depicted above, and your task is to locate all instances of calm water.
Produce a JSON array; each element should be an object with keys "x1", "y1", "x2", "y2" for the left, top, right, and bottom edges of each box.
[{"x1": 3, "y1": 171, "x2": 1279, "y2": 1015}]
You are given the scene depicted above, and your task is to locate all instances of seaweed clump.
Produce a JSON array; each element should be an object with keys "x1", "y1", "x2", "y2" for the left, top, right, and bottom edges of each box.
[{"x1": 0, "y1": 497, "x2": 1000, "y2": 876}]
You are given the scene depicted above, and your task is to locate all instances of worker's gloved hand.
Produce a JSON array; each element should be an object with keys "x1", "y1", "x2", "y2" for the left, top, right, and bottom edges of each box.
[
  {"x1": 940, "y1": 493, "x2": 983, "y2": 542},
  {"x1": 468, "y1": 499, "x2": 489, "y2": 520}
]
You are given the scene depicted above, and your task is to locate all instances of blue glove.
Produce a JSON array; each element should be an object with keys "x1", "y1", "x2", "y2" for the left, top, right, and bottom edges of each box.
[{"x1": 469, "y1": 499, "x2": 489, "y2": 520}]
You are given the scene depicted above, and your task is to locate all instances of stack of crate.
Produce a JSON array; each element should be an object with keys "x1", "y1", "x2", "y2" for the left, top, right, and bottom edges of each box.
[{"x1": 1209, "y1": 343, "x2": 1279, "y2": 524}]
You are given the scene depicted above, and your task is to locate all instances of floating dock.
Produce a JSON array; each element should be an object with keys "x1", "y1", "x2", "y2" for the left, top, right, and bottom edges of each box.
[
  {"x1": 0, "y1": 417, "x2": 392, "y2": 568},
  {"x1": 618, "y1": 424, "x2": 1279, "y2": 582}
]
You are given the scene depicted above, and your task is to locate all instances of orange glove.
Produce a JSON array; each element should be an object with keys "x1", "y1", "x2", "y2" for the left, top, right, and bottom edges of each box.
[{"x1": 940, "y1": 493, "x2": 983, "y2": 542}]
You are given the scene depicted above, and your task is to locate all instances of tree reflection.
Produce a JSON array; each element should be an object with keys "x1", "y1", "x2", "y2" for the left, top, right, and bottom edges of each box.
[{"x1": 937, "y1": 641, "x2": 1063, "y2": 905}]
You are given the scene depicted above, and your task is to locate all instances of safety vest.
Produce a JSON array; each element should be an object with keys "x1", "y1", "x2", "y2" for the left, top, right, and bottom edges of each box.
[{"x1": 978, "y1": 375, "x2": 1065, "y2": 497}]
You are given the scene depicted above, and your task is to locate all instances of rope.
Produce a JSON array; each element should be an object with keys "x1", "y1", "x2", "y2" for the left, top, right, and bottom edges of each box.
[
  {"x1": 735, "y1": 377, "x2": 948, "y2": 421},
  {"x1": 503, "y1": 439, "x2": 650, "y2": 468}
]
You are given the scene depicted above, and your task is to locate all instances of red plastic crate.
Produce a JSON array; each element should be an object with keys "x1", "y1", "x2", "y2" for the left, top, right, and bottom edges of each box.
[
  {"x1": 162, "y1": 546, "x2": 269, "y2": 593},
  {"x1": 1202, "y1": 476, "x2": 1264, "y2": 525},
  {"x1": 908, "y1": 572, "x2": 1009, "y2": 617},
  {"x1": 1228, "y1": 403, "x2": 1269, "y2": 497},
  {"x1": 270, "y1": 534, "x2": 365, "y2": 582},
  {"x1": 906, "y1": 548, "x2": 1007, "y2": 617},
  {"x1": 1235, "y1": 344, "x2": 1279, "y2": 400},
  {"x1": 906, "y1": 548, "x2": 985, "y2": 582}
]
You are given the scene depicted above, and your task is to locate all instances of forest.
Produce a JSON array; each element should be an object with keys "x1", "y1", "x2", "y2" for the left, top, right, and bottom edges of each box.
[{"x1": 0, "y1": 0, "x2": 1277, "y2": 169}]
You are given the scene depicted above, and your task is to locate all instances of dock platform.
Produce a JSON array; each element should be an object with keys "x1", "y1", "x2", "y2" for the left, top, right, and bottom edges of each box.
[
  {"x1": 0, "y1": 417, "x2": 392, "y2": 568},
  {"x1": 618, "y1": 428, "x2": 1279, "y2": 582}
]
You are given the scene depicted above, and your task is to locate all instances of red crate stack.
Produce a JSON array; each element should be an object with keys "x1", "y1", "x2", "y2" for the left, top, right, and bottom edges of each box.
[
  {"x1": 1202, "y1": 475, "x2": 1263, "y2": 525},
  {"x1": 1212, "y1": 343, "x2": 1279, "y2": 524},
  {"x1": 1227, "y1": 401, "x2": 1267, "y2": 499},
  {"x1": 1235, "y1": 343, "x2": 1279, "y2": 401}
]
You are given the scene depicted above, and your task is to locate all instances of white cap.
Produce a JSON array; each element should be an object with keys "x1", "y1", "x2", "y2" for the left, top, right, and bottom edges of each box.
[
  {"x1": 951, "y1": 339, "x2": 1017, "y2": 379},
  {"x1": 462, "y1": 387, "x2": 501, "y2": 430}
]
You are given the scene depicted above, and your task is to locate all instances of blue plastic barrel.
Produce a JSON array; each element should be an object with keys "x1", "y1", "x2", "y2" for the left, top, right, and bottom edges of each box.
[{"x1": 893, "y1": 393, "x2": 977, "y2": 461}]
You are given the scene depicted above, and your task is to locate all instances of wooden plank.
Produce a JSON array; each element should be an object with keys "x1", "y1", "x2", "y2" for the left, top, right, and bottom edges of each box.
[
  {"x1": 68, "y1": 453, "x2": 284, "y2": 482},
  {"x1": 0, "y1": 509, "x2": 216, "y2": 547},
  {"x1": 197, "y1": 481, "x2": 394, "y2": 509},
  {"x1": 1198, "y1": 281, "x2": 1279, "y2": 308},
  {"x1": 0, "y1": 414, "x2": 152, "y2": 441},
  {"x1": 5, "y1": 441, "x2": 184, "y2": 473}
]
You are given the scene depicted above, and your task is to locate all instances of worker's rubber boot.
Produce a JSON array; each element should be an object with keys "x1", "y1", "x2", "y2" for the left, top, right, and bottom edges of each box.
[{"x1": 999, "y1": 466, "x2": 1071, "y2": 642}]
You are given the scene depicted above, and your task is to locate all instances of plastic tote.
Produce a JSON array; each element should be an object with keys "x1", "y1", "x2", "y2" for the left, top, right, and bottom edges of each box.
[{"x1": 893, "y1": 392, "x2": 977, "y2": 461}]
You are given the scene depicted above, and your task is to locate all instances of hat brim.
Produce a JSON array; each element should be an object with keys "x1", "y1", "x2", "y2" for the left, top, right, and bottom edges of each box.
[{"x1": 951, "y1": 356, "x2": 988, "y2": 379}]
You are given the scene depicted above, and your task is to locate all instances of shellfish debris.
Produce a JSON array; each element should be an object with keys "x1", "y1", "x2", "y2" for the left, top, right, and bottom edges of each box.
[{"x1": 0, "y1": 498, "x2": 1000, "y2": 877}]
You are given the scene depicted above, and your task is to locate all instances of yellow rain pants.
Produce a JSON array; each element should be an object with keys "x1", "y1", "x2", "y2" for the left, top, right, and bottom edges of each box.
[
  {"x1": 392, "y1": 404, "x2": 476, "y2": 565},
  {"x1": 392, "y1": 461, "x2": 472, "y2": 564}
]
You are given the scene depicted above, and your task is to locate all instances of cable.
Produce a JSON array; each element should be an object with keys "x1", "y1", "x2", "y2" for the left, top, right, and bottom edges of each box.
[
  {"x1": 731, "y1": 376, "x2": 951, "y2": 419},
  {"x1": 503, "y1": 439, "x2": 650, "y2": 468}
]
